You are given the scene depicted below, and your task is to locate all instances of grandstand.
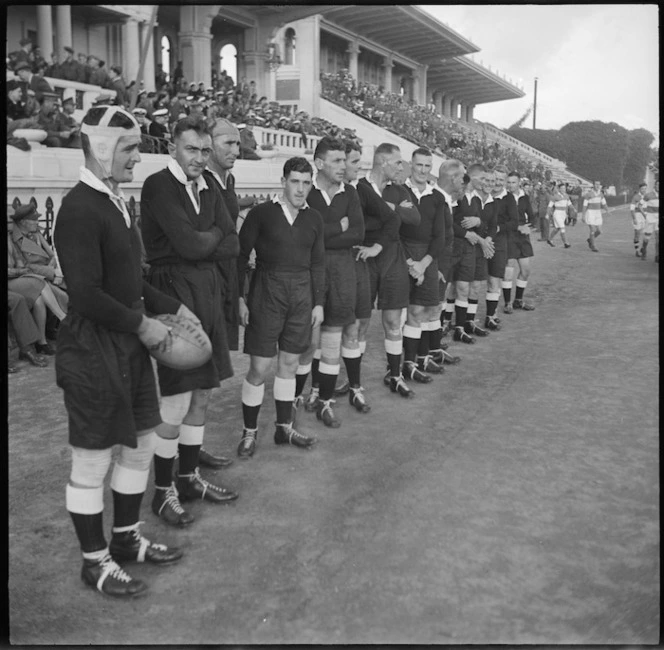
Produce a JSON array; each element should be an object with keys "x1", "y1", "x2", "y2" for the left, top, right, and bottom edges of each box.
[{"x1": 7, "y1": 3, "x2": 592, "y2": 229}]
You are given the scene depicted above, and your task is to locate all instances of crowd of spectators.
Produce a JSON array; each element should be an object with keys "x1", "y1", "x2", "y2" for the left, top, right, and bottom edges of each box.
[
  {"x1": 7, "y1": 39, "x2": 363, "y2": 156},
  {"x1": 320, "y1": 69, "x2": 547, "y2": 181}
]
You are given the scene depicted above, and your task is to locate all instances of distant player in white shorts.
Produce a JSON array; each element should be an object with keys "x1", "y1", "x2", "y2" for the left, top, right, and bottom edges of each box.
[
  {"x1": 582, "y1": 180, "x2": 608, "y2": 252},
  {"x1": 630, "y1": 183, "x2": 648, "y2": 256},
  {"x1": 640, "y1": 179, "x2": 659, "y2": 262}
]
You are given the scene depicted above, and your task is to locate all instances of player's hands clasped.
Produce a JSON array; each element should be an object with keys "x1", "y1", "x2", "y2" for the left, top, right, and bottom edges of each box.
[{"x1": 354, "y1": 243, "x2": 382, "y2": 261}]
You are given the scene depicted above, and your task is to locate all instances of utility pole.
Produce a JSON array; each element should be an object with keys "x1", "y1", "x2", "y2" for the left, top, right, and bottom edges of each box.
[{"x1": 533, "y1": 76, "x2": 538, "y2": 130}]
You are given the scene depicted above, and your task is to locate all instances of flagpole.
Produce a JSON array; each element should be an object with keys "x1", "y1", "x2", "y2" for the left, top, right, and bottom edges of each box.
[{"x1": 533, "y1": 77, "x2": 538, "y2": 129}]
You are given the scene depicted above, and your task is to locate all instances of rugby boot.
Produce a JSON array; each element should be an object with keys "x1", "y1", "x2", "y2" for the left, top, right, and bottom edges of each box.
[
  {"x1": 441, "y1": 349, "x2": 462, "y2": 365},
  {"x1": 316, "y1": 398, "x2": 342, "y2": 428},
  {"x1": 453, "y1": 326, "x2": 475, "y2": 344},
  {"x1": 333, "y1": 380, "x2": 351, "y2": 397},
  {"x1": 564, "y1": 243, "x2": 571, "y2": 248},
  {"x1": 403, "y1": 360, "x2": 432, "y2": 383},
  {"x1": 348, "y1": 385, "x2": 371, "y2": 413},
  {"x1": 464, "y1": 320, "x2": 489, "y2": 337},
  {"x1": 237, "y1": 427, "x2": 258, "y2": 459},
  {"x1": 274, "y1": 422, "x2": 317, "y2": 449},
  {"x1": 110, "y1": 523, "x2": 183, "y2": 565},
  {"x1": 546, "y1": 239, "x2": 555, "y2": 247},
  {"x1": 35, "y1": 341, "x2": 55, "y2": 355},
  {"x1": 417, "y1": 354, "x2": 444, "y2": 374},
  {"x1": 513, "y1": 299, "x2": 535, "y2": 311},
  {"x1": 387, "y1": 373, "x2": 415, "y2": 398},
  {"x1": 19, "y1": 349, "x2": 48, "y2": 367},
  {"x1": 440, "y1": 320, "x2": 451, "y2": 337},
  {"x1": 484, "y1": 316, "x2": 501, "y2": 331},
  {"x1": 199, "y1": 447, "x2": 233, "y2": 469},
  {"x1": 640, "y1": 243, "x2": 648, "y2": 260},
  {"x1": 503, "y1": 303, "x2": 514, "y2": 314},
  {"x1": 303, "y1": 386, "x2": 320, "y2": 412},
  {"x1": 177, "y1": 468, "x2": 239, "y2": 504},
  {"x1": 81, "y1": 552, "x2": 148, "y2": 599},
  {"x1": 152, "y1": 483, "x2": 195, "y2": 527}
]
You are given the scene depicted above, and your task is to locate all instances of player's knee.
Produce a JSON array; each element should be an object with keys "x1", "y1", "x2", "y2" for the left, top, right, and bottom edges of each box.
[
  {"x1": 69, "y1": 446, "x2": 113, "y2": 489},
  {"x1": 160, "y1": 391, "x2": 193, "y2": 426},
  {"x1": 116, "y1": 431, "x2": 157, "y2": 473},
  {"x1": 320, "y1": 329, "x2": 343, "y2": 361}
]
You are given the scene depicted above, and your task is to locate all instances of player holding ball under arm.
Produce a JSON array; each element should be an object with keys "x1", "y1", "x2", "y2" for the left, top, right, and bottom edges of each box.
[{"x1": 54, "y1": 105, "x2": 200, "y2": 598}]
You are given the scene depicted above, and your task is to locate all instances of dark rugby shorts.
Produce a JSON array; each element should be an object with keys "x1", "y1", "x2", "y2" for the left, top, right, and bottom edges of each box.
[
  {"x1": 450, "y1": 237, "x2": 476, "y2": 283},
  {"x1": 508, "y1": 232, "x2": 534, "y2": 260},
  {"x1": 64, "y1": 337, "x2": 161, "y2": 447},
  {"x1": 323, "y1": 249, "x2": 357, "y2": 327},
  {"x1": 354, "y1": 257, "x2": 372, "y2": 320},
  {"x1": 244, "y1": 268, "x2": 312, "y2": 357},
  {"x1": 437, "y1": 247, "x2": 453, "y2": 301},
  {"x1": 473, "y1": 245, "x2": 488, "y2": 281},
  {"x1": 368, "y1": 241, "x2": 410, "y2": 311},
  {"x1": 410, "y1": 258, "x2": 440, "y2": 306},
  {"x1": 487, "y1": 234, "x2": 508, "y2": 278}
]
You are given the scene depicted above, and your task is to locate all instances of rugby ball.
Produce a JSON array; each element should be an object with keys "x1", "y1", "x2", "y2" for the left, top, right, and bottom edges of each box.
[{"x1": 147, "y1": 313, "x2": 212, "y2": 370}]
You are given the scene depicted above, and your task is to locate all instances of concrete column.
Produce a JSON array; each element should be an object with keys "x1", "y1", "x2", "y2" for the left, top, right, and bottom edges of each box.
[
  {"x1": 450, "y1": 98, "x2": 458, "y2": 120},
  {"x1": 458, "y1": 102, "x2": 465, "y2": 122},
  {"x1": 55, "y1": 5, "x2": 72, "y2": 55},
  {"x1": 467, "y1": 104, "x2": 475, "y2": 122},
  {"x1": 411, "y1": 72, "x2": 420, "y2": 105},
  {"x1": 141, "y1": 22, "x2": 156, "y2": 92},
  {"x1": 433, "y1": 91, "x2": 443, "y2": 116},
  {"x1": 419, "y1": 64, "x2": 428, "y2": 106},
  {"x1": 292, "y1": 15, "x2": 320, "y2": 116},
  {"x1": 179, "y1": 31, "x2": 213, "y2": 87},
  {"x1": 36, "y1": 6, "x2": 53, "y2": 61},
  {"x1": 443, "y1": 95, "x2": 452, "y2": 118},
  {"x1": 347, "y1": 40, "x2": 360, "y2": 81},
  {"x1": 382, "y1": 55, "x2": 393, "y2": 93},
  {"x1": 123, "y1": 18, "x2": 140, "y2": 84}
]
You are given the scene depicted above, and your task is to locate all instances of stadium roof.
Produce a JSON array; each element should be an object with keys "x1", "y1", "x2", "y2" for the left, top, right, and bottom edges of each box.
[
  {"x1": 320, "y1": 5, "x2": 480, "y2": 61},
  {"x1": 428, "y1": 56, "x2": 526, "y2": 105}
]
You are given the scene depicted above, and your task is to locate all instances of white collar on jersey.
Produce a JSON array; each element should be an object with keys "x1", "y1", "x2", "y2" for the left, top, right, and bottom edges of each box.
[
  {"x1": 79, "y1": 166, "x2": 131, "y2": 228},
  {"x1": 405, "y1": 177, "x2": 435, "y2": 199}
]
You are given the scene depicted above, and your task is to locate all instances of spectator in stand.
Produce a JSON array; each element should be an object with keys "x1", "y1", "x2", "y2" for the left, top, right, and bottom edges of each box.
[
  {"x1": 7, "y1": 79, "x2": 35, "y2": 124},
  {"x1": 149, "y1": 108, "x2": 170, "y2": 139},
  {"x1": 108, "y1": 66, "x2": 129, "y2": 107},
  {"x1": 8, "y1": 207, "x2": 68, "y2": 354},
  {"x1": 239, "y1": 117, "x2": 260, "y2": 160},
  {"x1": 155, "y1": 63, "x2": 168, "y2": 90},
  {"x1": 46, "y1": 52, "x2": 60, "y2": 78},
  {"x1": 168, "y1": 92, "x2": 188, "y2": 123},
  {"x1": 31, "y1": 46, "x2": 47, "y2": 74},
  {"x1": 10, "y1": 37, "x2": 33, "y2": 71},
  {"x1": 60, "y1": 95, "x2": 82, "y2": 133},
  {"x1": 172, "y1": 60, "x2": 184, "y2": 88},
  {"x1": 136, "y1": 89, "x2": 152, "y2": 115},
  {"x1": 77, "y1": 53, "x2": 90, "y2": 83},
  {"x1": 8, "y1": 290, "x2": 49, "y2": 370},
  {"x1": 86, "y1": 56, "x2": 108, "y2": 88},
  {"x1": 59, "y1": 46, "x2": 85, "y2": 83},
  {"x1": 15, "y1": 60, "x2": 54, "y2": 103},
  {"x1": 37, "y1": 91, "x2": 79, "y2": 148},
  {"x1": 188, "y1": 98, "x2": 205, "y2": 118},
  {"x1": 132, "y1": 107, "x2": 150, "y2": 135}
]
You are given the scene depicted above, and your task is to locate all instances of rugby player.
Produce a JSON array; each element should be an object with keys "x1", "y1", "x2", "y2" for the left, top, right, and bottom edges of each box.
[
  {"x1": 141, "y1": 116, "x2": 240, "y2": 527},
  {"x1": 546, "y1": 182, "x2": 573, "y2": 248},
  {"x1": 355, "y1": 143, "x2": 421, "y2": 397},
  {"x1": 402, "y1": 147, "x2": 446, "y2": 378},
  {"x1": 55, "y1": 106, "x2": 185, "y2": 597},
  {"x1": 503, "y1": 170, "x2": 536, "y2": 312},
  {"x1": 302, "y1": 137, "x2": 367, "y2": 427},
  {"x1": 630, "y1": 183, "x2": 647, "y2": 256},
  {"x1": 640, "y1": 180, "x2": 659, "y2": 261},
  {"x1": 236, "y1": 157, "x2": 324, "y2": 458},
  {"x1": 582, "y1": 180, "x2": 608, "y2": 253}
]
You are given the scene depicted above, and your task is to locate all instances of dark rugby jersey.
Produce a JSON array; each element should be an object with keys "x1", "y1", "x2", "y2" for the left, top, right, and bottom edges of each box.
[
  {"x1": 355, "y1": 177, "x2": 400, "y2": 249},
  {"x1": 307, "y1": 181, "x2": 365, "y2": 250},
  {"x1": 402, "y1": 180, "x2": 445, "y2": 259},
  {"x1": 238, "y1": 199, "x2": 326, "y2": 306}
]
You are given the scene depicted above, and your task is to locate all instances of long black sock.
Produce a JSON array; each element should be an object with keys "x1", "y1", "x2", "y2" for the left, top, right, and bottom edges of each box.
[
  {"x1": 515, "y1": 285, "x2": 525, "y2": 302},
  {"x1": 70, "y1": 512, "x2": 106, "y2": 553},
  {"x1": 429, "y1": 325, "x2": 442, "y2": 352},
  {"x1": 295, "y1": 371, "x2": 309, "y2": 398},
  {"x1": 417, "y1": 330, "x2": 430, "y2": 356},
  {"x1": 242, "y1": 403, "x2": 261, "y2": 430},
  {"x1": 275, "y1": 400, "x2": 293, "y2": 425},
  {"x1": 154, "y1": 455, "x2": 175, "y2": 488},
  {"x1": 454, "y1": 302, "x2": 467, "y2": 328},
  {"x1": 178, "y1": 444, "x2": 200, "y2": 475},
  {"x1": 311, "y1": 358, "x2": 320, "y2": 388},
  {"x1": 112, "y1": 491, "x2": 143, "y2": 529},
  {"x1": 402, "y1": 325, "x2": 420, "y2": 363},
  {"x1": 318, "y1": 370, "x2": 337, "y2": 401},
  {"x1": 386, "y1": 353, "x2": 401, "y2": 377},
  {"x1": 343, "y1": 355, "x2": 362, "y2": 387}
]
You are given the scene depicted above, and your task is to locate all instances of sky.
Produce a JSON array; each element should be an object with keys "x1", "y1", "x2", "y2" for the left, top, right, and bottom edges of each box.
[{"x1": 421, "y1": 4, "x2": 659, "y2": 143}]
